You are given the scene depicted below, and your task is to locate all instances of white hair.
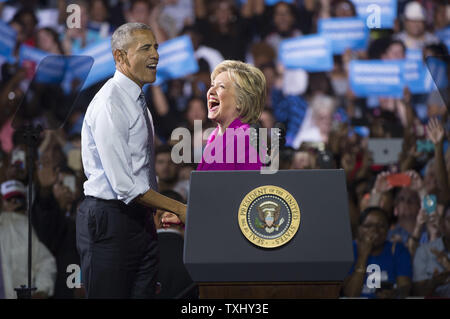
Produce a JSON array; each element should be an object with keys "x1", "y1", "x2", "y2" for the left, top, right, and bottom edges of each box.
[
  {"x1": 111, "y1": 22, "x2": 152, "y2": 52},
  {"x1": 311, "y1": 94, "x2": 336, "y2": 115}
]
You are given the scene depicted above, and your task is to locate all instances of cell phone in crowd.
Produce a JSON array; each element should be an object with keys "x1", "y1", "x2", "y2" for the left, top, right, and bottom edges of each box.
[
  {"x1": 63, "y1": 175, "x2": 76, "y2": 193},
  {"x1": 386, "y1": 173, "x2": 411, "y2": 187},
  {"x1": 11, "y1": 149, "x2": 26, "y2": 170},
  {"x1": 416, "y1": 140, "x2": 434, "y2": 153},
  {"x1": 422, "y1": 194, "x2": 437, "y2": 215}
]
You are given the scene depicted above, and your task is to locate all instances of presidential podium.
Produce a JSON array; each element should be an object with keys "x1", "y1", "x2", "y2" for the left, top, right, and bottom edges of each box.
[{"x1": 183, "y1": 169, "x2": 354, "y2": 299}]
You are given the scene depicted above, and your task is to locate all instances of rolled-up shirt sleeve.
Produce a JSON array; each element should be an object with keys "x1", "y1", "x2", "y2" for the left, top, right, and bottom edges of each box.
[{"x1": 90, "y1": 98, "x2": 149, "y2": 204}]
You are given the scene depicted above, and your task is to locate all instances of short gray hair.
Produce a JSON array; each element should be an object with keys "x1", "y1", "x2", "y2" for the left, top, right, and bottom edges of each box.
[{"x1": 111, "y1": 22, "x2": 152, "y2": 52}]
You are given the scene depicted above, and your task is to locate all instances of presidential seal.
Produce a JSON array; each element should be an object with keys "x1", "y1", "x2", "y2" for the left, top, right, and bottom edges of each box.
[{"x1": 238, "y1": 185, "x2": 301, "y2": 248}]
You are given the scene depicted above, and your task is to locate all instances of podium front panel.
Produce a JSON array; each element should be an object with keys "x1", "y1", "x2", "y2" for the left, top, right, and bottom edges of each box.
[{"x1": 184, "y1": 169, "x2": 354, "y2": 282}]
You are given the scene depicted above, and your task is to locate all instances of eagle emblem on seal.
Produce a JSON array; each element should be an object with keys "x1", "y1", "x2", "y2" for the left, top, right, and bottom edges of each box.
[{"x1": 255, "y1": 201, "x2": 285, "y2": 233}]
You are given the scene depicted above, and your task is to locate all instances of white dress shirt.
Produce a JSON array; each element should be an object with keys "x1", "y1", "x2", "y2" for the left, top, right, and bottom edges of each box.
[{"x1": 81, "y1": 70, "x2": 156, "y2": 204}]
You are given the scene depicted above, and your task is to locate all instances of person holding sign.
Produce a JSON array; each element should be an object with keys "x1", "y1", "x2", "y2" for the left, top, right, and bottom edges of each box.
[{"x1": 77, "y1": 22, "x2": 186, "y2": 299}]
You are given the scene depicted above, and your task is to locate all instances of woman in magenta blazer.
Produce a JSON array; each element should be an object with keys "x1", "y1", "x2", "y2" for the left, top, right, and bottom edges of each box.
[
  {"x1": 161, "y1": 60, "x2": 267, "y2": 226},
  {"x1": 197, "y1": 60, "x2": 266, "y2": 171}
]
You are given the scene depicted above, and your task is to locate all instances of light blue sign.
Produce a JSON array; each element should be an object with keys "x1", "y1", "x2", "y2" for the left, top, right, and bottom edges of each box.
[
  {"x1": 154, "y1": 35, "x2": 199, "y2": 85},
  {"x1": 351, "y1": 0, "x2": 397, "y2": 29},
  {"x1": 318, "y1": 17, "x2": 369, "y2": 54},
  {"x1": 349, "y1": 60, "x2": 404, "y2": 97},
  {"x1": 279, "y1": 34, "x2": 333, "y2": 72},
  {"x1": 404, "y1": 60, "x2": 434, "y2": 94},
  {"x1": 405, "y1": 49, "x2": 422, "y2": 62},
  {"x1": 403, "y1": 49, "x2": 436, "y2": 94},
  {"x1": 76, "y1": 37, "x2": 115, "y2": 89},
  {"x1": 0, "y1": 20, "x2": 17, "y2": 62}
]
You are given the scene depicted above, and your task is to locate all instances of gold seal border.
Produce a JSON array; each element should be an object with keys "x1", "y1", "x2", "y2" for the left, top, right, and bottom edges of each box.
[{"x1": 238, "y1": 185, "x2": 301, "y2": 248}]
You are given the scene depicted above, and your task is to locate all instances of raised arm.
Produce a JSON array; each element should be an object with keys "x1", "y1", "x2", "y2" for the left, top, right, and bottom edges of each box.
[{"x1": 426, "y1": 117, "x2": 450, "y2": 203}]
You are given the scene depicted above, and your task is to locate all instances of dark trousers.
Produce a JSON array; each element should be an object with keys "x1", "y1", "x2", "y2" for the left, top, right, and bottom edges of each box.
[{"x1": 76, "y1": 196, "x2": 158, "y2": 298}]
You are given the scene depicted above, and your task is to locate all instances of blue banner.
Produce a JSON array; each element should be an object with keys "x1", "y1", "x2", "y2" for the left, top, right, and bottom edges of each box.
[
  {"x1": 436, "y1": 27, "x2": 450, "y2": 53},
  {"x1": 76, "y1": 37, "x2": 115, "y2": 90},
  {"x1": 0, "y1": 20, "x2": 17, "y2": 62},
  {"x1": 279, "y1": 34, "x2": 333, "y2": 72},
  {"x1": 154, "y1": 35, "x2": 199, "y2": 85},
  {"x1": 351, "y1": 0, "x2": 397, "y2": 29},
  {"x1": 349, "y1": 60, "x2": 404, "y2": 97},
  {"x1": 403, "y1": 49, "x2": 436, "y2": 94},
  {"x1": 404, "y1": 60, "x2": 434, "y2": 94},
  {"x1": 405, "y1": 49, "x2": 422, "y2": 62},
  {"x1": 318, "y1": 17, "x2": 369, "y2": 54}
]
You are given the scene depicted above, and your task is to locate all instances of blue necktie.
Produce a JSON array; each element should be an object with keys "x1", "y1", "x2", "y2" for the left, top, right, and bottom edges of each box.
[
  {"x1": 138, "y1": 92, "x2": 158, "y2": 192},
  {"x1": 0, "y1": 250, "x2": 5, "y2": 298}
]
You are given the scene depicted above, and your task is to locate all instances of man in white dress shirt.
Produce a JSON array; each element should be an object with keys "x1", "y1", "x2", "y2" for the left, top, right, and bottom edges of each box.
[{"x1": 77, "y1": 22, "x2": 186, "y2": 299}]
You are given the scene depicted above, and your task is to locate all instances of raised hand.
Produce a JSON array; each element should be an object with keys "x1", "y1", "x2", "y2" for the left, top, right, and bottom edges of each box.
[
  {"x1": 373, "y1": 171, "x2": 394, "y2": 193},
  {"x1": 426, "y1": 117, "x2": 444, "y2": 145},
  {"x1": 405, "y1": 170, "x2": 424, "y2": 192}
]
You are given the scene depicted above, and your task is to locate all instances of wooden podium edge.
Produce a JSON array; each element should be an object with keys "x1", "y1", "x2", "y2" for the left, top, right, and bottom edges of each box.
[{"x1": 198, "y1": 282, "x2": 343, "y2": 299}]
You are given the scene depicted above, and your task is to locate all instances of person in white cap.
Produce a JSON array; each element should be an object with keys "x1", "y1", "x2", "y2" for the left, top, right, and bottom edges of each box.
[
  {"x1": 394, "y1": 1, "x2": 439, "y2": 50},
  {"x1": 0, "y1": 180, "x2": 56, "y2": 299}
]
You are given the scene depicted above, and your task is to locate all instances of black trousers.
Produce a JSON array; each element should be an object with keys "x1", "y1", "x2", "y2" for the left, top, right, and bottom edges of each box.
[{"x1": 76, "y1": 196, "x2": 158, "y2": 298}]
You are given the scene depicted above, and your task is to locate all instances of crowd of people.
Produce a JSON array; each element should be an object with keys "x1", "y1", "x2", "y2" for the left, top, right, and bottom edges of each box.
[{"x1": 0, "y1": 0, "x2": 449, "y2": 299}]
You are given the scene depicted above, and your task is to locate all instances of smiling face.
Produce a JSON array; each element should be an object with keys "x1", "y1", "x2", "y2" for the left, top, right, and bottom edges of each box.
[
  {"x1": 207, "y1": 71, "x2": 239, "y2": 127},
  {"x1": 359, "y1": 210, "x2": 389, "y2": 249},
  {"x1": 114, "y1": 29, "x2": 159, "y2": 87}
]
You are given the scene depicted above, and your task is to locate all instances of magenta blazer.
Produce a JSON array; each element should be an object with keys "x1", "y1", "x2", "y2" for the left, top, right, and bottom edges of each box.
[{"x1": 197, "y1": 117, "x2": 262, "y2": 171}]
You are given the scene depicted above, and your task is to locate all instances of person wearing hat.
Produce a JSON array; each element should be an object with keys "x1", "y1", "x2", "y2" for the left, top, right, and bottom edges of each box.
[
  {"x1": 394, "y1": 1, "x2": 439, "y2": 50},
  {"x1": 0, "y1": 180, "x2": 56, "y2": 299}
]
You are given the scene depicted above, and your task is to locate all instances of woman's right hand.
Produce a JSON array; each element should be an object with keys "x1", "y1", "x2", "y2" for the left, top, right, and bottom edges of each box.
[
  {"x1": 357, "y1": 232, "x2": 375, "y2": 257},
  {"x1": 160, "y1": 211, "x2": 183, "y2": 228}
]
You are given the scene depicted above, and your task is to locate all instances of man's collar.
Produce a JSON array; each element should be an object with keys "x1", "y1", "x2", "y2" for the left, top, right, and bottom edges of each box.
[{"x1": 113, "y1": 70, "x2": 142, "y2": 102}]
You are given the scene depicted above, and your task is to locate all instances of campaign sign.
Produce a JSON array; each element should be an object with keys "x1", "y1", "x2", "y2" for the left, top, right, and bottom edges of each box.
[
  {"x1": 76, "y1": 37, "x2": 115, "y2": 89},
  {"x1": 279, "y1": 34, "x2": 333, "y2": 72},
  {"x1": 154, "y1": 35, "x2": 199, "y2": 85},
  {"x1": 351, "y1": 0, "x2": 397, "y2": 29},
  {"x1": 0, "y1": 20, "x2": 17, "y2": 62},
  {"x1": 318, "y1": 17, "x2": 369, "y2": 54},
  {"x1": 349, "y1": 60, "x2": 404, "y2": 97},
  {"x1": 404, "y1": 60, "x2": 434, "y2": 94}
]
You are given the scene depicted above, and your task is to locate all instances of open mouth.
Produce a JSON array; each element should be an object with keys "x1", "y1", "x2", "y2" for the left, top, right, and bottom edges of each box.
[
  {"x1": 208, "y1": 98, "x2": 220, "y2": 112},
  {"x1": 146, "y1": 63, "x2": 157, "y2": 70}
]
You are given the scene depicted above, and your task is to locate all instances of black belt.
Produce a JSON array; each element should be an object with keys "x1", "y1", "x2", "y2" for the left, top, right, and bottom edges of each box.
[{"x1": 85, "y1": 195, "x2": 148, "y2": 211}]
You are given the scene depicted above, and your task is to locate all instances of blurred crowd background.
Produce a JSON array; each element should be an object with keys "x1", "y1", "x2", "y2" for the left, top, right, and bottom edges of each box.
[{"x1": 0, "y1": 0, "x2": 449, "y2": 299}]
